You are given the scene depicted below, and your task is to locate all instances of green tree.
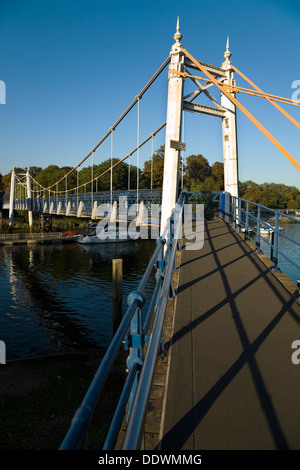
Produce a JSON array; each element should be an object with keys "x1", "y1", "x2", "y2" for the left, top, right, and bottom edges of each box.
[
  {"x1": 35, "y1": 165, "x2": 74, "y2": 192},
  {"x1": 1, "y1": 173, "x2": 12, "y2": 192},
  {"x1": 80, "y1": 158, "x2": 139, "y2": 193},
  {"x1": 211, "y1": 161, "x2": 224, "y2": 190},
  {"x1": 28, "y1": 166, "x2": 42, "y2": 178},
  {"x1": 185, "y1": 154, "x2": 211, "y2": 190},
  {"x1": 287, "y1": 199, "x2": 299, "y2": 210},
  {"x1": 243, "y1": 186, "x2": 262, "y2": 204},
  {"x1": 260, "y1": 183, "x2": 285, "y2": 208},
  {"x1": 284, "y1": 191, "x2": 294, "y2": 202},
  {"x1": 199, "y1": 176, "x2": 218, "y2": 191},
  {"x1": 239, "y1": 180, "x2": 258, "y2": 197},
  {"x1": 142, "y1": 145, "x2": 165, "y2": 189}
]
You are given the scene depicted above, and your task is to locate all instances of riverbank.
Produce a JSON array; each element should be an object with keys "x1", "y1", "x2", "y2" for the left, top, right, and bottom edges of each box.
[
  {"x1": 0, "y1": 212, "x2": 89, "y2": 234},
  {"x1": 0, "y1": 350, "x2": 127, "y2": 450},
  {"x1": 0, "y1": 233, "x2": 79, "y2": 245},
  {"x1": 0, "y1": 213, "x2": 88, "y2": 244}
]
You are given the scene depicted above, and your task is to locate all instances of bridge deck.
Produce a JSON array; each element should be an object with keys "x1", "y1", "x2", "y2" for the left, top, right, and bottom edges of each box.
[{"x1": 160, "y1": 219, "x2": 300, "y2": 450}]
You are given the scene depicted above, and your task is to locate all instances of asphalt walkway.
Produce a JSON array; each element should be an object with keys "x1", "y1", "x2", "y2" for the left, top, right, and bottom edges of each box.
[{"x1": 160, "y1": 219, "x2": 300, "y2": 450}]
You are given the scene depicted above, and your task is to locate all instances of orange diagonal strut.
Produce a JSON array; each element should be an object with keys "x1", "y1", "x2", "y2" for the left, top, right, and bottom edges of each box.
[
  {"x1": 181, "y1": 48, "x2": 300, "y2": 173},
  {"x1": 231, "y1": 64, "x2": 300, "y2": 130},
  {"x1": 170, "y1": 68, "x2": 300, "y2": 107}
]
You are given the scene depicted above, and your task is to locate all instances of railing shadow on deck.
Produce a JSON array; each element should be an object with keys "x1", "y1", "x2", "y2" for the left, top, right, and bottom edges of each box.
[
  {"x1": 55, "y1": 190, "x2": 300, "y2": 450},
  {"x1": 159, "y1": 219, "x2": 300, "y2": 450}
]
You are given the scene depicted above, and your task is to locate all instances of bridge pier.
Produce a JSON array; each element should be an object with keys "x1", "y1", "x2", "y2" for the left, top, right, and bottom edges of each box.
[
  {"x1": 26, "y1": 168, "x2": 33, "y2": 231},
  {"x1": 8, "y1": 168, "x2": 15, "y2": 230}
]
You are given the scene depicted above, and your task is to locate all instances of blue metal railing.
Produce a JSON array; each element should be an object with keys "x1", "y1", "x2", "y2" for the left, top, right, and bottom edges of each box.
[
  {"x1": 121, "y1": 202, "x2": 183, "y2": 450},
  {"x1": 13, "y1": 189, "x2": 162, "y2": 218},
  {"x1": 184, "y1": 190, "x2": 222, "y2": 217},
  {"x1": 59, "y1": 197, "x2": 184, "y2": 450},
  {"x1": 58, "y1": 189, "x2": 299, "y2": 450},
  {"x1": 223, "y1": 194, "x2": 300, "y2": 279}
]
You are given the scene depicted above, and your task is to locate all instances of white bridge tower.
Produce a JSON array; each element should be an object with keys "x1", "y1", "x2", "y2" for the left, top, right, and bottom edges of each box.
[{"x1": 160, "y1": 22, "x2": 239, "y2": 236}]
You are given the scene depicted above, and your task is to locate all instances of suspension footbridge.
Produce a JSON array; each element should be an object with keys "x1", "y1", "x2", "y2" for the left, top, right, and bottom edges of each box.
[{"x1": 5, "y1": 20, "x2": 300, "y2": 450}]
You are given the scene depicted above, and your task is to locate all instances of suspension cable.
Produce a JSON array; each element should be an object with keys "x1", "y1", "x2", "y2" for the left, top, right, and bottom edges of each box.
[
  {"x1": 77, "y1": 169, "x2": 79, "y2": 209},
  {"x1": 110, "y1": 129, "x2": 113, "y2": 205},
  {"x1": 137, "y1": 97, "x2": 140, "y2": 202},
  {"x1": 151, "y1": 134, "x2": 154, "y2": 190},
  {"x1": 16, "y1": 121, "x2": 166, "y2": 197},
  {"x1": 27, "y1": 56, "x2": 170, "y2": 192},
  {"x1": 181, "y1": 110, "x2": 185, "y2": 189},
  {"x1": 128, "y1": 156, "x2": 131, "y2": 192},
  {"x1": 91, "y1": 150, "x2": 94, "y2": 207},
  {"x1": 49, "y1": 121, "x2": 166, "y2": 194}
]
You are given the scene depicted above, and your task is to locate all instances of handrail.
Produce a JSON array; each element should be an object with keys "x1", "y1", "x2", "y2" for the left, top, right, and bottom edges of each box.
[
  {"x1": 59, "y1": 190, "x2": 298, "y2": 451},
  {"x1": 59, "y1": 199, "x2": 183, "y2": 450},
  {"x1": 60, "y1": 236, "x2": 165, "y2": 450},
  {"x1": 225, "y1": 195, "x2": 300, "y2": 277},
  {"x1": 14, "y1": 189, "x2": 163, "y2": 216},
  {"x1": 122, "y1": 203, "x2": 183, "y2": 449}
]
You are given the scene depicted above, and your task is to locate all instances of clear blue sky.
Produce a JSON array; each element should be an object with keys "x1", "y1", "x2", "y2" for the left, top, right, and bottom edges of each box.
[{"x1": 0, "y1": 0, "x2": 299, "y2": 188}]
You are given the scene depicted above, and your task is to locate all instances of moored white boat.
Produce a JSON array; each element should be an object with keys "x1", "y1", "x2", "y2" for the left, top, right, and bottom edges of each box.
[
  {"x1": 77, "y1": 223, "x2": 140, "y2": 244},
  {"x1": 260, "y1": 225, "x2": 284, "y2": 235}
]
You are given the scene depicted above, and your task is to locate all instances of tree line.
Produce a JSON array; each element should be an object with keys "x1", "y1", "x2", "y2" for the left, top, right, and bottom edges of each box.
[{"x1": 0, "y1": 145, "x2": 299, "y2": 209}]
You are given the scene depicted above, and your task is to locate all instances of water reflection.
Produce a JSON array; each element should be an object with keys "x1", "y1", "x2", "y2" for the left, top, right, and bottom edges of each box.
[
  {"x1": 2, "y1": 224, "x2": 298, "y2": 359},
  {"x1": 78, "y1": 240, "x2": 141, "y2": 261},
  {"x1": 0, "y1": 239, "x2": 156, "y2": 358}
]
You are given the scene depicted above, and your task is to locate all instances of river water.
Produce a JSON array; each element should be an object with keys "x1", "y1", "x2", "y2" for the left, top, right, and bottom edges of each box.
[
  {"x1": 258, "y1": 223, "x2": 300, "y2": 285},
  {"x1": 0, "y1": 239, "x2": 157, "y2": 359},
  {"x1": 0, "y1": 224, "x2": 299, "y2": 359}
]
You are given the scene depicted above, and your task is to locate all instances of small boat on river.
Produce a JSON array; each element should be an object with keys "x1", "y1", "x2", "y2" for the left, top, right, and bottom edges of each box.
[
  {"x1": 77, "y1": 223, "x2": 140, "y2": 244},
  {"x1": 260, "y1": 225, "x2": 284, "y2": 236}
]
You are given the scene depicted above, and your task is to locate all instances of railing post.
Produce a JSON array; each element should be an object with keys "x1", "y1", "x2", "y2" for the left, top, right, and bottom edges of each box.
[
  {"x1": 237, "y1": 198, "x2": 242, "y2": 233},
  {"x1": 245, "y1": 200, "x2": 249, "y2": 239},
  {"x1": 256, "y1": 204, "x2": 261, "y2": 253},
  {"x1": 232, "y1": 197, "x2": 237, "y2": 229},
  {"x1": 112, "y1": 259, "x2": 123, "y2": 335},
  {"x1": 154, "y1": 235, "x2": 167, "y2": 356},
  {"x1": 271, "y1": 209, "x2": 279, "y2": 271},
  {"x1": 125, "y1": 290, "x2": 145, "y2": 421}
]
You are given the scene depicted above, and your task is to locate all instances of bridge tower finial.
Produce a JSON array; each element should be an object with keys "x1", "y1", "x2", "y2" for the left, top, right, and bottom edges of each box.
[
  {"x1": 223, "y1": 36, "x2": 232, "y2": 63},
  {"x1": 173, "y1": 16, "x2": 182, "y2": 45}
]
